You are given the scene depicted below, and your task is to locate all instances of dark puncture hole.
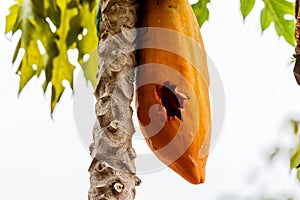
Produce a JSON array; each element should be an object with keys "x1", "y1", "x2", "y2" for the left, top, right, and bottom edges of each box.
[{"x1": 155, "y1": 81, "x2": 189, "y2": 121}]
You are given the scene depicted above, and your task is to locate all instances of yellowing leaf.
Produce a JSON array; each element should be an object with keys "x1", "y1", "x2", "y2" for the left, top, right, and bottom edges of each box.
[
  {"x1": 5, "y1": 3, "x2": 22, "y2": 34},
  {"x1": 291, "y1": 120, "x2": 300, "y2": 135},
  {"x1": 291, "y1": 143, "x2": 300, "y2": 170},
  {"x1": 82, "y1": 49, "x2": 98, "y2": 88},
  {"x1": 6, "y1": 0, "x2": 99, "y2": 114},
  {"x1": 66, "y1": 1, "x2": 98, "y2": 87}
]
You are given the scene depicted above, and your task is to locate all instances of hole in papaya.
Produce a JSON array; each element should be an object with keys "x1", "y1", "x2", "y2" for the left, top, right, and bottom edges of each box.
[{"x1": 155, "y1": 81, "x2": 189, "y2": 122}]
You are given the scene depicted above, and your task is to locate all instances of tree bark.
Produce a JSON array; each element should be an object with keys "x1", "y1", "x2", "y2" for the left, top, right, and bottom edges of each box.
[
  {"x1": 294, "y1": 0, "x2": 300, "y2": 84},
  {"x1": 88, "y1": 0, "x2": 140, "y2": 199}
]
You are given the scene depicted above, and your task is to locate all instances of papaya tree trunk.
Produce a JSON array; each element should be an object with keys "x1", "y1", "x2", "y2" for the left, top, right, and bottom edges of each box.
[{"x1": 88, "y1": 0, "x2": 141, "y2": 199}]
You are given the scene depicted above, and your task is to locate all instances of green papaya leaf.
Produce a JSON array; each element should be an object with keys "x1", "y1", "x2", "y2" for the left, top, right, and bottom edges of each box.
[
  {"x1": 240, "y1": 0, "x2": 255, "y2": 20},
  {"x1": 260, "y1": 0, "x2": 295, "y2": 46},
  {"x1": 191, "y1": 0, "x2": 210, "y2": 28}
]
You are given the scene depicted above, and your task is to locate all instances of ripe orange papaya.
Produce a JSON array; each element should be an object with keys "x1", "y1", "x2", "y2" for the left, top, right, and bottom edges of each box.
[{"x1": 136, "y1": 0, "x2": 211, "y2": 184}]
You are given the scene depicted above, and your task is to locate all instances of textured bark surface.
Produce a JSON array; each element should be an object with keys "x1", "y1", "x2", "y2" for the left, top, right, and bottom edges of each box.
[
  {"x1": 89, "y1": 0, "x2": 140, "y2": 199},
  {"x1": 294, "y1": 0, "x2": 300, "y2": 84}
]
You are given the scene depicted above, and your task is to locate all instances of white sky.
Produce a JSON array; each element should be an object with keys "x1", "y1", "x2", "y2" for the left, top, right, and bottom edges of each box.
[{"x1": 1, "y1": 0, "x2": 300, "y2": 200}]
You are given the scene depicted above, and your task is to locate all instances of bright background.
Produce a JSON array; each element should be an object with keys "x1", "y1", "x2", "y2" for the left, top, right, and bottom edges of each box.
[{"x1": 1, "y1": 0, "x2": 300, "y2": 199}]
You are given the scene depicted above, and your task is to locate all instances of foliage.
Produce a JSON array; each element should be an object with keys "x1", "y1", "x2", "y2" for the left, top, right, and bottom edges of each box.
[
  {"x1": 266, "y1": 119, "x2": 300, "y2": 183},
  {"x1": 192, "y1": 0, "x2": 295, "y2": 46},
  {"x1": 260, "y1": 0, "x2": 295, "y2": 46},
  {"x1": 240, "y1": 0, "x2": 255, "y2": 20},
  {"x1": 291, "y1": 119, "x2": 300, "y2": 134},
  {"x1": 5, "y1": 0, "x2": 99, "y2": 113},
  {"x1": 191, "y1": 0, "x2": 210, "y2": 28},
  {"x1": 290, "y1": 119, "x2": 300, "y2": 181}
]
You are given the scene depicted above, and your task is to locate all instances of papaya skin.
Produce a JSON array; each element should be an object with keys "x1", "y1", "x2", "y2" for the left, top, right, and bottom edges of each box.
[{"x1": 136, "y1": 0, "x2": 211, "y2": 184}]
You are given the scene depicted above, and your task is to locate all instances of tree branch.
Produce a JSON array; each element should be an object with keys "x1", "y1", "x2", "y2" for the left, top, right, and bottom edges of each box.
[
  {"x1": 88, "y1": 0, "x2": 140, "y2": 199},
  {"x1": 294, "y1": 0, "x2": 300, "y2": 84}
]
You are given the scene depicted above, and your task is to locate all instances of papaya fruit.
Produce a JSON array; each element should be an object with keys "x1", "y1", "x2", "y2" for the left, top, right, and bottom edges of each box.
[{"x1": 136, "y1": 0, "x2": 211, "y2": 184}]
